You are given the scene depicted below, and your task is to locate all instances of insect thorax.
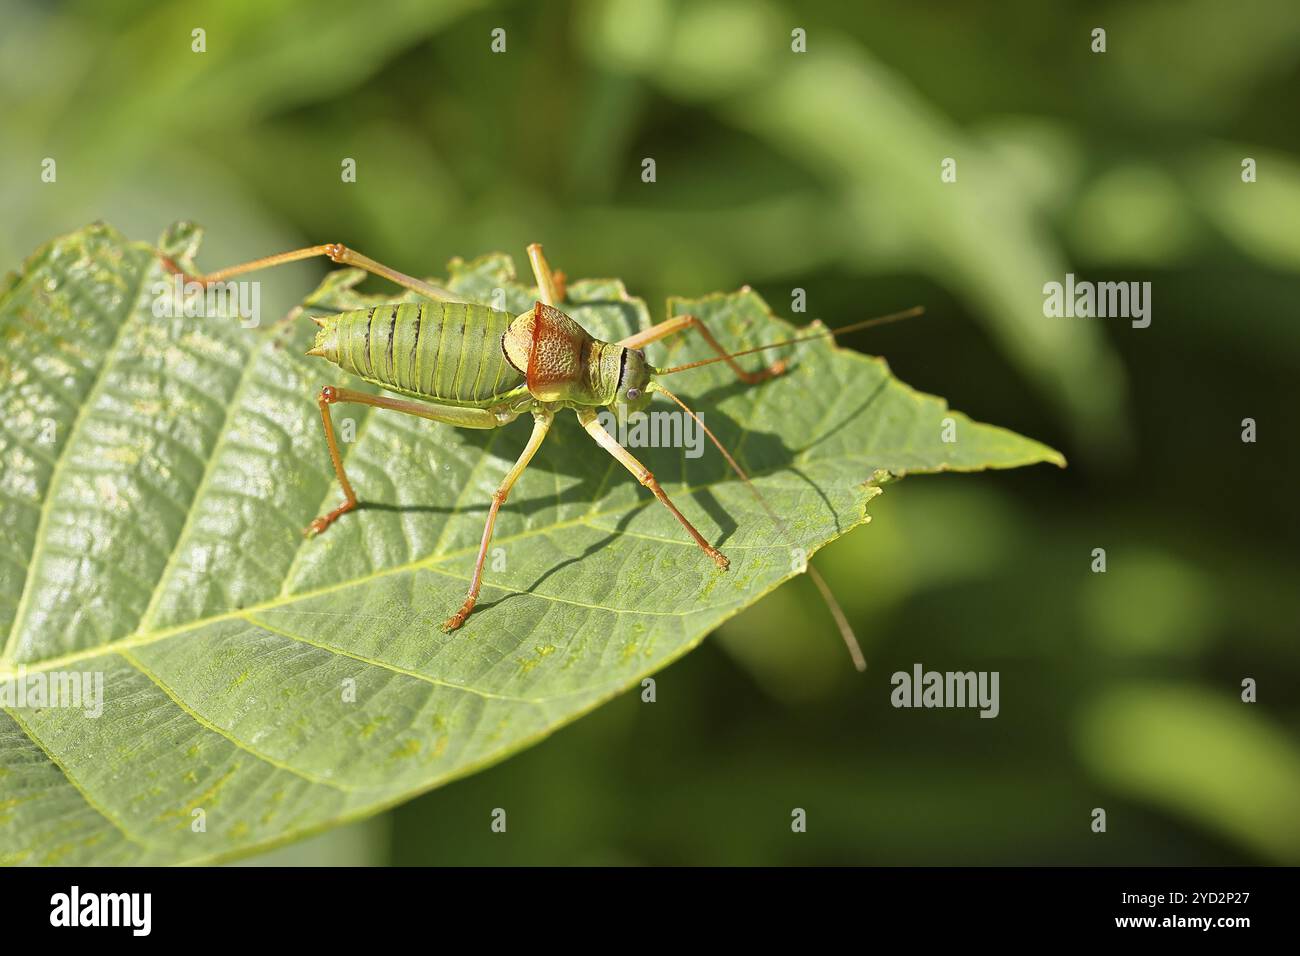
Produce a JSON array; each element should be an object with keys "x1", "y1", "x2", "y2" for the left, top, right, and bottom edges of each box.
[{"x1": 502, "y1": 302, "x2": 622, "y2": 406}]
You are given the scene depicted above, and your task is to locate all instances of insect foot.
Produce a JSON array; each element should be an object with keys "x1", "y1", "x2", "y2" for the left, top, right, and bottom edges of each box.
[
  {"x1": 304, "y1": 501, "x2": 355, "y2": 537},
  {"x1": 440, "y1": 604, "x2": 473, "y2": 633}
]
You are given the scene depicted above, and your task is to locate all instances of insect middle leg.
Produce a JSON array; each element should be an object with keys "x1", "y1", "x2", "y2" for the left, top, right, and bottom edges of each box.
[
  {"x1": 575, "y1": 408, "x2": 729, "y2": 570},
  {"x1": 526, "y1": 243, "x2": 567, "y2": 306},
  {"x1": 307, "y1": 386, "x2": 505, "y2": 536},
  {"x1": 442, "y1": 407, "x2": 555, "y2": 632},
  {"x1": 618, "y1": 313, "x2": 787, "y2": 384},
  {"x1": 163, "y1": 243, "x2": 462, "y2": 302}
]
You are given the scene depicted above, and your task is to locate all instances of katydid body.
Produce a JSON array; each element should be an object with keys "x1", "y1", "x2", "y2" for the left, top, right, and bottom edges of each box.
[
  {"x1": 170, "y1": 242, "x2": 781, "y2": 632},
  {"x1": 169, "y1": 240, "x2": 915, "y2": 663}
]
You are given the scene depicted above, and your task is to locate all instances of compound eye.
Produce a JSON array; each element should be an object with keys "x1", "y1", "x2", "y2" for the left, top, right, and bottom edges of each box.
[{"x1": 626, "y1": 387, "x2": 641, "y2": 401}]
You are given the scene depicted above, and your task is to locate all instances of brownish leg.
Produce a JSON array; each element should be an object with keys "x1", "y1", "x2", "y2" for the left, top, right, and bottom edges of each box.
[
  {"x1": 618, "y1": 313, "x2": 786, "y2": 384},
  {"x1": 575, "y1": 408, "x2": 728, "y2": 570},
  {"x1": 306, "y1": 386, "x2": 507, "y2": 537},
  {"x1": 526, "y1": 243, "x2": 567, "y2": 306},
  {"x1": 309, "y1": 386, "x2": 358, "y2": 535},
  {"x1": 162, "y1": 243, "x2": 461, "y2": 302},
  {"x1": 442, "y1": 408, "x2": 555, "y2": 631}
]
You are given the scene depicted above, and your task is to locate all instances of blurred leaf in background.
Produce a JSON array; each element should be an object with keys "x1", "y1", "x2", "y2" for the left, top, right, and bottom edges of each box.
[{"x1": 2, "y1": 0, "x2": 1297, "y2": 865}]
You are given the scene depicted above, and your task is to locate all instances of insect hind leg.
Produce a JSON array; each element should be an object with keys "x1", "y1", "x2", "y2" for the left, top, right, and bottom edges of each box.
[
  {"x1": 161, "y1": 243, "x2": 463, "y2": 303},
  {"x1": 306, "y1": 386, "x2": 361, "y2": 535},
  {"x1": 306, "y1": 386, "x2": 507, "y2": 537}
]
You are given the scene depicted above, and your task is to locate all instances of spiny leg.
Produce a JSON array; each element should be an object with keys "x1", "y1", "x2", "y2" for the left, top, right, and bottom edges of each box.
[
  {"x1": 307, "y1": 386, "x2": 507, "y2": 537},
  {"x1": 442, "y1": 408, "x2": 555, "y2": 632},
  {"x1": 526, "y1": 243, "x2": 567, "y2": 306},
  {"x1": 575, "y1": 408, "x2": 729, "y2": 570},
  {"x1": 310, "y1": 386, "x2": 358, "y2": 535},
  {"x1": 618, "y1": 313, "x2": 786, "y2": 384},
  {"x1": 162, "y1": 243, "x2": 462, "y2": 302}
]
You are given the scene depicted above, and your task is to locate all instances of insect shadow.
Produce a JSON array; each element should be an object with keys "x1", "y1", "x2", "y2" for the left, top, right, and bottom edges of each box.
[
  {"x1": 468, "y1": 395, "x2": 865, "y2": 620},
  {"x1": 355, "y1": 401, "x2": 801, "y2": 527},
  {"x1": 355, "y1": 359, "x2": 895, "y2": 541}
]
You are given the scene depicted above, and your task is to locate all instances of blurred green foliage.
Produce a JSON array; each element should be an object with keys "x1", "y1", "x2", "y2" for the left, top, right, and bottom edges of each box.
[{"x1": 3, "y1": 0, "x2": 1297, "y2": 864}]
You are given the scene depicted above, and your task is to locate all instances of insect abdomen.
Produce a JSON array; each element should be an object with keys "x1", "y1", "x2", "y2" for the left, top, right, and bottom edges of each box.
[{"x1": 310, "y1": 302, "x2": 523, "y2": 404}]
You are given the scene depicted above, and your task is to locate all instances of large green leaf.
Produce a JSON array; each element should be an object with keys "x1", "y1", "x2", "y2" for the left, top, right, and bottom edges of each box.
[{"x1": 0, "y1": 223, "x2": 1062, "y2": 865}]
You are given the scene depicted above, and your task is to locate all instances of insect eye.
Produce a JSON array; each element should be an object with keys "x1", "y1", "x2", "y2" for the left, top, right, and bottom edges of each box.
[{"x1": 626, "y1": 387, "x2": 641, "y2": 400}]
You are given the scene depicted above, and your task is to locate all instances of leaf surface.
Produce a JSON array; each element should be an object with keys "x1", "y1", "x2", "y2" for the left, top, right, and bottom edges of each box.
[{"x1": 0, "y1": 223, "x2": 1062, "y2": 864}]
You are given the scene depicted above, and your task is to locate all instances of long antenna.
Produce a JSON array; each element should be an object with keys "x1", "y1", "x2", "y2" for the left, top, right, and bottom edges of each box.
[
  {"x1": 652, "y1": 382, "x2": 867, "y2": 671},
  {"x1": 657, "y1": 305, "x2": 924, "y2": 377}
]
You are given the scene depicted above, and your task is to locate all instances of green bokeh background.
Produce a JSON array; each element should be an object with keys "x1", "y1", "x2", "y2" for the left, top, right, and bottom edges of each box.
[{"x1": 3, "y1": 0, "x2": 1297, "y2": 865}]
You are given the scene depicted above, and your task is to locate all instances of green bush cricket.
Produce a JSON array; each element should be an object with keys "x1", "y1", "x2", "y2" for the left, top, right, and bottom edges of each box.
[{"x1": 163, "y1": 241, "x2": 921, "y2": 668}]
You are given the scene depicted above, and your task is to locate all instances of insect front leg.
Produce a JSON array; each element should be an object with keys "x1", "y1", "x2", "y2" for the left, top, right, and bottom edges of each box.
[
  {"x1": 618, "y1": 313, "x2": 787, "y2": 384},
  {"x1": 307, "y1": 386, "x2": 506, "y2": 536},
  {"x1": 574, "y1": 408, "x2": 729, "y2": 570},
  {"x1": 442, "y1": 407, "x2": 555, "y2": 632},
  {"x1": 161, "y1": 244, "x2": 463, "y2": 302}
]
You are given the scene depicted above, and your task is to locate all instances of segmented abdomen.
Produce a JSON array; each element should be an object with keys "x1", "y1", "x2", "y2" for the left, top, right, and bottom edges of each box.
[{"x1": 312, "y1": 302, "x2": 523, "y2": 405}]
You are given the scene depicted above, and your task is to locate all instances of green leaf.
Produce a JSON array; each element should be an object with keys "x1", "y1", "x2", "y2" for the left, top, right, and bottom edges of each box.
[{"x1": 0, "y1": 223, "x2": 1062, "y2": 865}]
